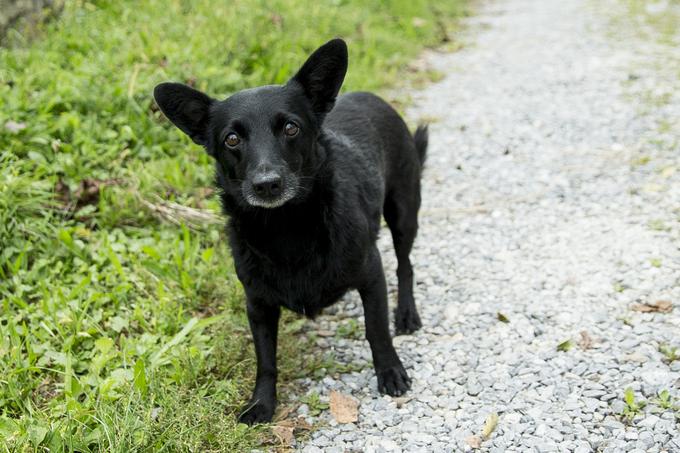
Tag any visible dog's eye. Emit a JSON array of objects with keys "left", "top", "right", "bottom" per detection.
[
  {"left": 225, "top": 133, "right": 240, "bottom": 147},
  {"left": 284, "top": 122, "right": 299, "bottom": 137}
]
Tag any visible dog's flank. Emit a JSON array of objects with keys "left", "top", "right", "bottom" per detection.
[{"left": 154, "top": 38, "right": 427, "bottom": 424}]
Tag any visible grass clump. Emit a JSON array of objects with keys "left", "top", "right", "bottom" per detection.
[
  {"left": 0, "top": 0, "right": 467, "bottom": 450},
  {"left": 659, "top": 343, "right": 679, "bottom": 363},
  {"left": 621, "top": 387, "right": 647, "bottom": 422}
]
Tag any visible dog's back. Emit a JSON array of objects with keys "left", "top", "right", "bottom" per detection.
[{"left": 326, "top": 92, "right": 425, "bottom": 191}]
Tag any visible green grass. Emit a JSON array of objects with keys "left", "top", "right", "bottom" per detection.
[
  {"left": 659, "top": 343, "right": 679, "bottom": 363},
  {"left": 298, "top": 392, "right": 329, "bottom": 417},
  {"left": 0, "top": 0, "right": 467, "bottom": 450},
  {"left": 621, "top": 387, "right": 647, "bottom": 422},
  {"left": 654, "top": 389, "right": 675, "bottom": 410},
  {"left": 617, "top": 0, "right": 680, "bottom": 44},
  {"left": 609, "top": 0, "right": 680, "bottom": 142}
]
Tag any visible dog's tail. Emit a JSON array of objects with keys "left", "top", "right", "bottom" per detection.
[{"left": 414, "top": 124, "right": 428, "bottom": 169}]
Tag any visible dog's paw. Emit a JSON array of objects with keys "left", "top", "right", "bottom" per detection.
[
  {"left": 377, "top": 365, "right": 411, "bottom": 396},
  {"left": 237, "top": 400, "right": 275, "bottom": 425},
  {"left": 394, "top": 306, "right": 422, "bottom": 335}
]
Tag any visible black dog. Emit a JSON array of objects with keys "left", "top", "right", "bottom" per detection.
[{"left": 154, "top": 39, "right": 427, "bottom": 424}]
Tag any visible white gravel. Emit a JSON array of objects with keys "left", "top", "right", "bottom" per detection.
[{"left": 293, "top": 0, "right": 680, "bottom": 451}]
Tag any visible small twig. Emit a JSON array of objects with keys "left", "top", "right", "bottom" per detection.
[
  {"left": 137, "top": 194, "right": 223, "bottom": 229},
  {"left": 127, "top": 63, "right": 143, "bottom": 99}
]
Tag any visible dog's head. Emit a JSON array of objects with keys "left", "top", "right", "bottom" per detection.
[{"left": 153, "top": 39, "right": 348, "bottom": 209}]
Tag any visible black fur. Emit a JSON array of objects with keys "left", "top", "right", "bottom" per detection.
[{"left": 154, "top": 38, "right": 427, "bottom": 425}]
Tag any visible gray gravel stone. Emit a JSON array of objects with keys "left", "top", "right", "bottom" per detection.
[
  {"left": 637, "top": 431, "right": 655, "bottom": 450},
  {"left": 466, "top": 379, "right": 483, "bottom": 397}
]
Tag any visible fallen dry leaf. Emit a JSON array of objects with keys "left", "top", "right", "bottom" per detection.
[
  {"left": 270, "top": 13, "right": 283, "bottom": 27},
  {"left": 275, "top": 416, "right": 313, "bottom": 431},
  {"left": 578, "top": 331, "right": 593, "bottom": 350},
  {"left": 466, "top": 435, "right": 482, "bottom": 449},
  {"left": 55, "top": 178, "right": 123, "bottom": 212},
  {"left": 329, "top": 390, "right": 358, "bottom": 424},
  {"left": 293, "top": 416, "right": 313, "bottom": 431},
  {"left": 273, "top": 405, "right": 295, "bottom": 422},
  {"left": 271, "top": 415, "right": 313, "bottom": 448},
  {"left": 481, "top": 412, "right": 499, "bottom": 439},
  {"left": 272, "top": 425, "right": 294, "bottom": 446},
  {"left": 631, "top": 300, "right": 672, "bottom": 313}
]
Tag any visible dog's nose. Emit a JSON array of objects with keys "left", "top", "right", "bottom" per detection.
[{"left": 252, "top": 173, "right": 282, "bottom": 197}]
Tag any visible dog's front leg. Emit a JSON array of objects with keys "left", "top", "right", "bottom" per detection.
[
  {"left": 238, "top": 299, "right": 280, "bottom": 425},
  {"left": 359, "top": 247, "right": 411, "bottom": 396}
]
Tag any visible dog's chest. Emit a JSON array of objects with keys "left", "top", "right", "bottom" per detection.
[
  {"left": 243, "top": 243, "right": 354, "bottom": 315},
  {"left": 279, "top": 280, "right": 349, "bottom": 317},
  {"left": 232, "top": 226, "right": 364, "bottom": 316}
]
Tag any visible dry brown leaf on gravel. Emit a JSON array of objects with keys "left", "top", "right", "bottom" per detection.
[
  {"left": 465, "top": 412, "right": 498, "bottom": 449},
  {"left": 273, "top": 405, "right": 295, "bottom": 422},
  {"left": 294, "top": 416, "right": 313, "bottom": 431},
  {"left": 481, "top": 412, "right": 499, "bottom": 439},
  {"left": 329, "top": 390, "right": 358, "bottom": 423},
  {"left": 466, "top": 435, "right": 482, "bottom": 449},
  {"left": 631, "top": 300, "right": 673, "bottom": 313},
  {"left": 271, "top": 415, "right": 313, "bottom": 448},
  {"left": 578, "top": 331, "right": 594, "bottom": 350},
  {"left": 274, "top": 415, "right": 313, "bottom": 431},
  {"left": 272, "top": 425, "right": 294, "bottom": 446}
]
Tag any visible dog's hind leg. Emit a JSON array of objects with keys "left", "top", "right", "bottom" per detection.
[
  {"left": 359, "top": 246, "right": 411, "bottom": 395},
  {"left": 384, "top": 179, "right": 422, "bottom": 335}
]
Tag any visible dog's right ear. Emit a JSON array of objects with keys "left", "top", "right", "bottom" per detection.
[
  {"left": 153, "top": 82, "right": 214, "bottom": 146},
  {"left": 289, "top": 38, "right": 348, "bottom": 118}
]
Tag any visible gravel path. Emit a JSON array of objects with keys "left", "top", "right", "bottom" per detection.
[{"left": 293, "top": 1, "right": 680, "bottom": 451}]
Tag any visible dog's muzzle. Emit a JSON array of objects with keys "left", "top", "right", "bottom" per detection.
[{"left": 242, "top": 172, "right": 298, "bottom": 208}]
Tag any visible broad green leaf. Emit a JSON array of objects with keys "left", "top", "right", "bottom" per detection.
[
  {"left": 134, "top": 359, "right": 148, "bottom": 395},
  {"left": 624, "top": 387, "right": 635, "bottom": 406},
  {"left": 557, "top": 340, "right": 573, "bottom": 352},
  {"left": 201, "top": 247, "right": 214, "bottom": 263},
  {"left": 95, "top": 337, "right": 115, "bottom": 354},
  {"left": 28, "top": 425, "right": 49, "bottom": 447}
]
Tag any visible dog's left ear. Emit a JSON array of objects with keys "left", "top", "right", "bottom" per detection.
[
  {"left": 289, "top": 38, "right": 348, "bottom": 117},
  {"left": 154, "top": 82, "right": 214, "bottom": 146}
]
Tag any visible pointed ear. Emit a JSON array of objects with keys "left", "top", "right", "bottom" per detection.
[
  {"left": 153, "top": 82, "right": 214, "bottom": 146},
  {"left": 289, "top": 38, "right": 348, "bottom": 117}
]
